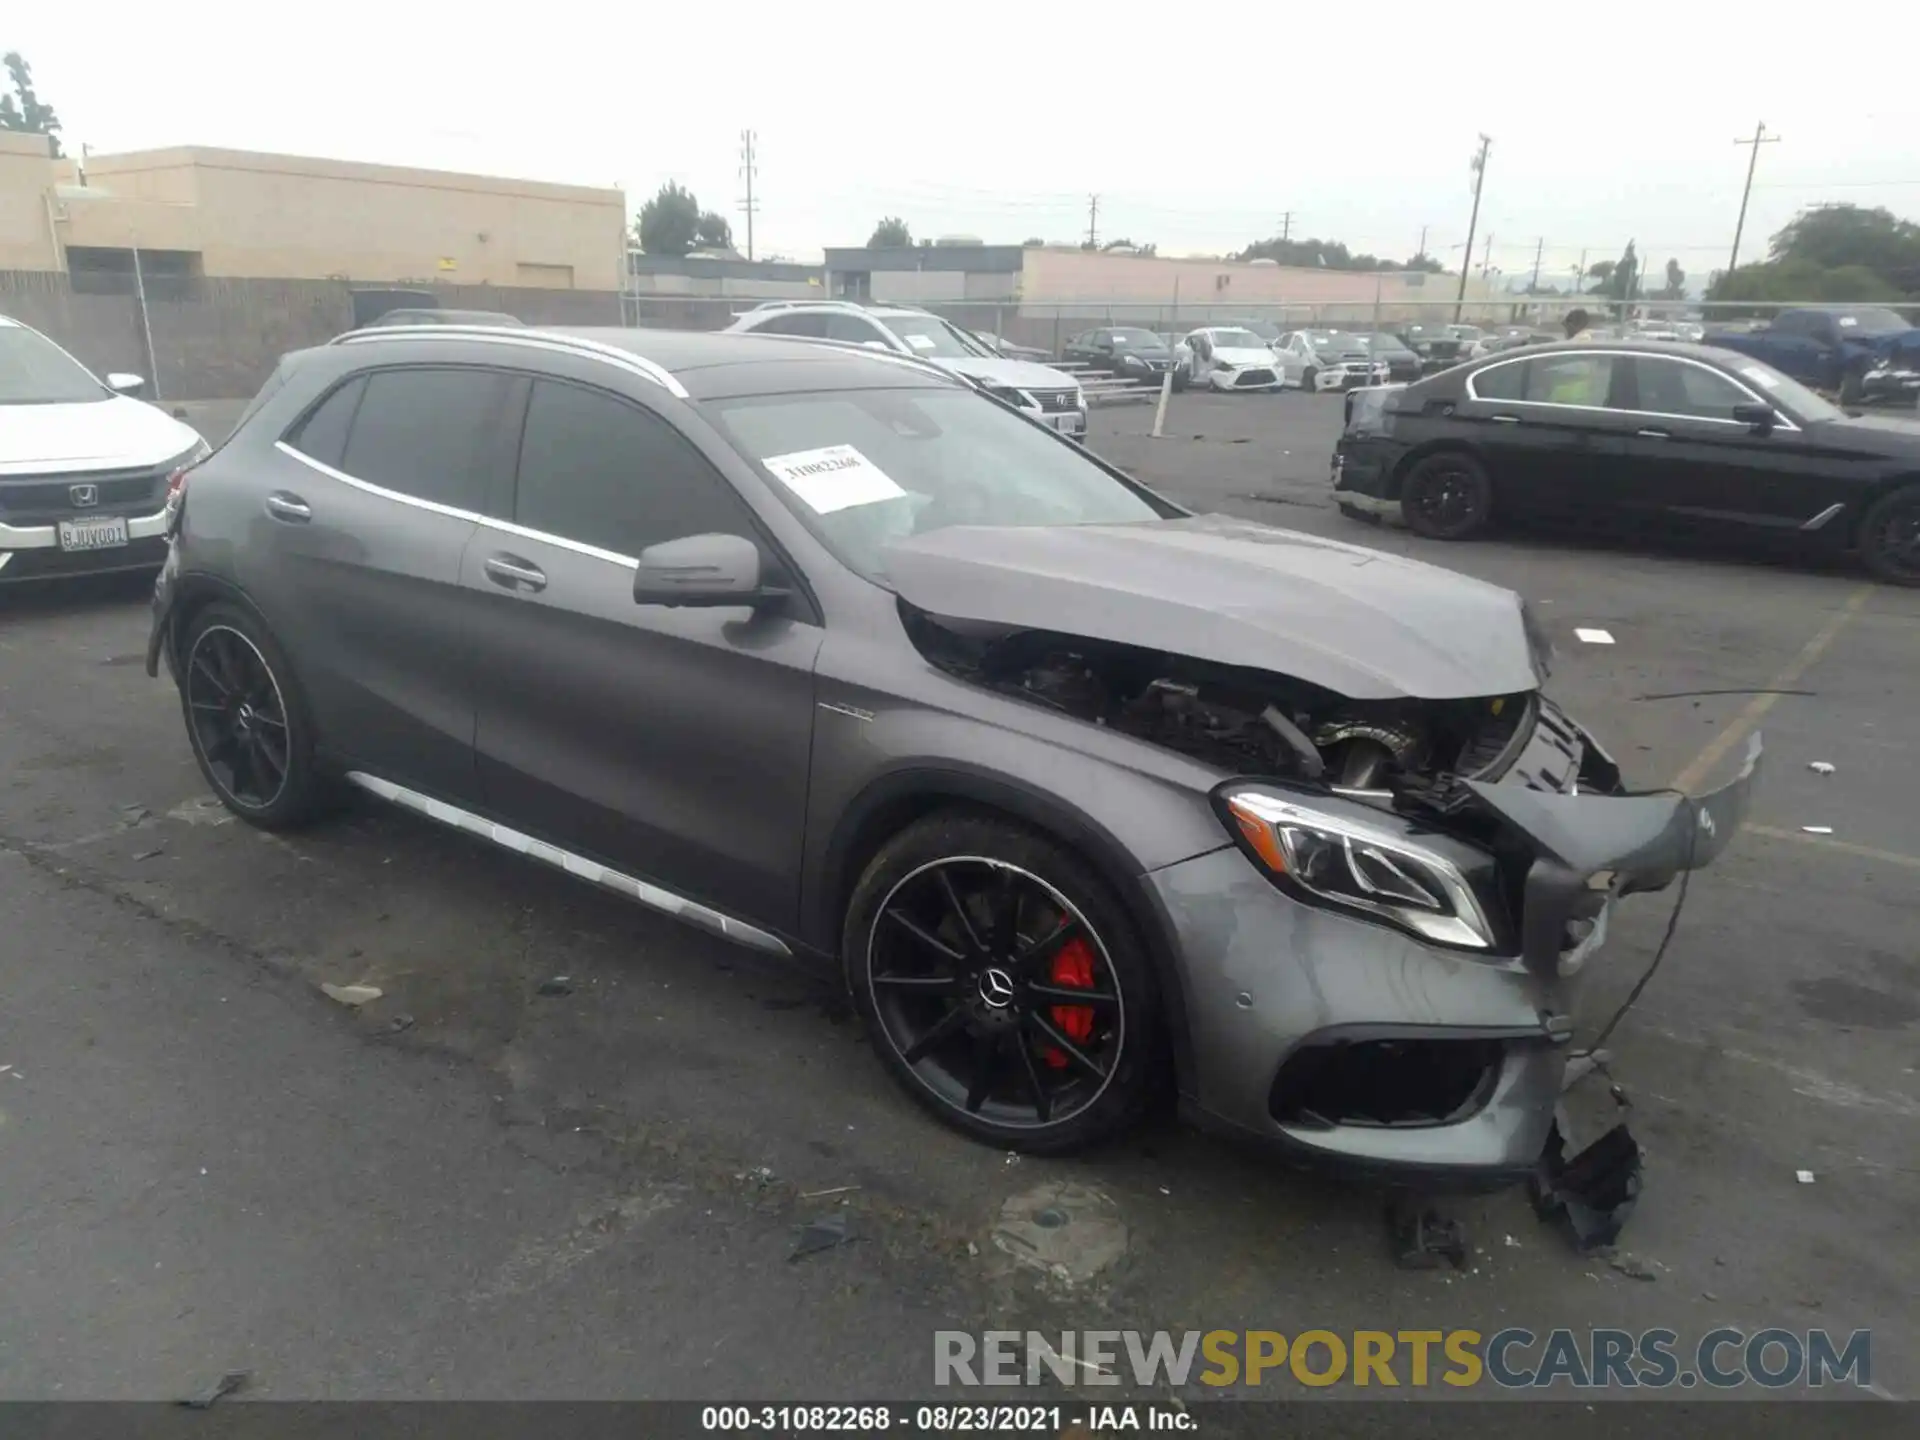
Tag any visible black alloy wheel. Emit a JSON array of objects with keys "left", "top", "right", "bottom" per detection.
[
  {"left": 845, "top": 812, "right": 1159, "bottom": 1153},
  {"left": 1858, "top": 485, "right": 1920, "bottom": 586},
  {"left": 1400, "top": 451, "right": 1495, "bottom": 541},
  {"left": 178, "top": 602, "right": 331, "bottom": 828}
]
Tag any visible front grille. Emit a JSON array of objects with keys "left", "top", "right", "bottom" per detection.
[
  {"left": 1428, "top": 340, "right": 1462, "bottom": 360},
  {"left": 0, "top": 465, "right": 166, "bottom": 525},
  {"left": 1236, "top": 368, "right": 1277, "bottom": 386},
  {"left": 1030, "top": 387, "right": 1079, "bottom": 413}
]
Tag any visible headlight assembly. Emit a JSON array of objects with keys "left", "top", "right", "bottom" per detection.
[{"left": 1219, "top": 789, "right": 1497, "bottom": 950}]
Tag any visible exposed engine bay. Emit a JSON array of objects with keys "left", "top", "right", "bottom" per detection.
[{"left": 902, "top": 603, "right": 1613, "bottom": 813}]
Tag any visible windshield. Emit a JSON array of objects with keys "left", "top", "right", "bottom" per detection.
[
  {"left": 1211, "top": 329, "right": 1267, "bottom": 349},
  {"left": 1109, "top": 328, "right": 1166, "bottom": 350},
  {"left": 1233, "top": 321, "right": 1282, "bottom": 341},
  {"left": 1447, "top": 325, "right": 1483, "bottom": 339},
  {"left": 881, "top": 314, "right": 991, "bottom": 359},
  {"left": 707, "top": 388, "right": 1168, "bottom": 584},
  {"left": 1365, "top": 333, "right": 1412, "bottom": 352},
  {"left": 1832, "top": 308, "right": 1910, "bottom": 336},
  {"left": 1726, "top": 357, "right": 1843, "bottom": 423},
  {"left": 0, "top": 324, "right": 110, "bottom": 405},
  {"left": 1306, "top": 332, "right": 1353, "bottom": 352}
]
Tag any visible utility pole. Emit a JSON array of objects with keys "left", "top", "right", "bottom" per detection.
[
  {"left": 737, "top": 130, "right": 759, "bottom": 261},
  {"left": 1280, "top": 211, "right": 1293, "bottom": 242},
  {"left": 1480, "top": 233, "right": 1494, "bottom": 277},
  {"left": 1728, "top": 121, "right": 1781, "bottom": 275},
  {"left": 1086, "top": 194, "right": 1100, "bottom": 249},
  {"left": 1455, "top": 134, "right": 1491, "bottom": 323},
  {"left": 1416, "top": 224, "right": 1428, "bottom": 262},
  {"left": 1529, "top": 237, "right": 1544, "bottom": 293}
]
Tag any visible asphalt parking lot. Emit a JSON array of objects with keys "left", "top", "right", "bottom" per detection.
[{"left": 2, "top": 389, "right": 1916, "bottom": 1405}]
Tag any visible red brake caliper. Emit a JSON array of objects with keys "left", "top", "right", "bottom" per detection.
[{"left": 1040, "top": 936, "right": 1097, "bottom": 1069}]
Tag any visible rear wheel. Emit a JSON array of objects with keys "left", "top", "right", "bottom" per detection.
[
  {"left": 178, "top": 602, "right": 332, "bottom": 828},
  {"left": 844, "top": 811, "right": 1161, "bottom": 1154},
  {"left": 1858, "top": 484, "right": 1920, "bottom": 586},
  {"left": 1400, "top": 451, "right": 1494, "bottom": 540}
]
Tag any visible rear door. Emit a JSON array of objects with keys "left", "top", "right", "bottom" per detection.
[
  {"left": 1456, "top": 351, "right": 1630, "bottom": 521},
  {"left": 259, "top": 365, "right": 518, "bottom": 801},
  {"left": 464, "top": 373, "right": 823, "bottom": 932}
]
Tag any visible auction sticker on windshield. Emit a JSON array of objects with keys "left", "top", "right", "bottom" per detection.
[
  {"left": 904, "top": 334, "right": 937, "bottom": 350},
  {"left": 762, "top": 444, "right": 907, "bottom": 514}
]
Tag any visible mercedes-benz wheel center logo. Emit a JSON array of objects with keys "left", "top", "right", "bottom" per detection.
[{"left": 978, "top": 966, "right": 1016, "bottom": 1008}]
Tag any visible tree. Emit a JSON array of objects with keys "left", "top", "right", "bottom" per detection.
[
  {"left": 0, "top": 52, "right": 62, "bottom": 158},
  {"left": 693, "top": 211, "right": 733, "bottom": 250},
  {"left": 1585, "top": 260, "right": 1616, "bottom": 291},
  {"left": 1021, "top": 236, "right": 1045, "bottom": 247},
  {"left": 868, "top": 216, "right": 912, "bottom": 248},
  {"left": 1404, "top": 253, "right": 1445, "bottom": 274},
  {"left": 1661, "top": 258, "right": 1686, "bottom": 299},
  {"left": 1769, "top": 203, "right": 1920, "bottom": 292},
  {"left": 636, "top": 181, "right": 700, "bottom": 256},
  {"left": 1101, "top": 239, "right": 1157, "bottom": 255}
]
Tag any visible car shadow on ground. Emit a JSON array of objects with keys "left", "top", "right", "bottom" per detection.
[{"left": 0, "top": 569, "right": 159, "bottom": 619}]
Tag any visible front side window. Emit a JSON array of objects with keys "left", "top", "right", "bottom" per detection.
[
  {"left": 514, "top": 380, "right": 756, "bottom": 559},
  {"left": 338, "top": 368, "right": 513, "bottom": 511},
  {"left": 1632, "top": 357, "right": 1753, "bottom": 420},
  {"left": 707, "top": 387, "right": 1172, "bottom": 585},
  {"left": 1523, "top": 354, "right": 1615, "bottom": 408},
  {"left": 0, "top": 323, "right": 110, "bottom": 405}
]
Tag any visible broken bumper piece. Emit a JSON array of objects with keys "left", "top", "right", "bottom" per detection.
[{"left": 1148, "top": 732, "right": 1762, "bottom": 1183}]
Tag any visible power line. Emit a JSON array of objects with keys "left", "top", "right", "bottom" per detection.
[
  {"left": 1456, "top": 135, "right": 1491, "bottom": 322},
  {"left": 738, "top": 129, "right": 760, "bottom": 261},
  {"left": 1728, "top": 122, "right": 1782, "bottom": 275}
]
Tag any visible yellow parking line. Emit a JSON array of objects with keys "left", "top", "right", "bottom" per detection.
[
  {"left": 1743, "top": 824, "right": 1920, "bottom": 871},
  {"left": 1670, "top": 585, "right": 1872, "bottom": 793}
]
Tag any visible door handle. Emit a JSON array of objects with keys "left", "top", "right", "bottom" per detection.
[
  {"left": 265, "top": 492, "right": 311, "bottom": 523},
  {"left": 1489, "top": 413, "right": 1520, "bottom": 424},
  {"left": 483, "top": 553, "right": 547, "bottom": 593},
  {"left": 1635, "top": 428, "right": 1671, "bottom": 439}
]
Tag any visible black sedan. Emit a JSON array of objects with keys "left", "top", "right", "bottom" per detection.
[
  {"left": 1062, "top": 326, "right": 1177, "bottom": 384},
  {"left": 1331, "top": 339, "right": 1920, "bottom": 585}
]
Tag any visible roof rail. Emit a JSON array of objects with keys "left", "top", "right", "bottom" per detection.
[{"left": 331, "top": 324, "right": 689, "bottom": 398}]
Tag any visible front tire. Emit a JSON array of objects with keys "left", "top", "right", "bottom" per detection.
[
  {"left": 843, "top": 810, "right": 1162, "bottom": 1154},
  {"left": 178, "top": 601, "right": 331, "bottom": 829},
  {"left": 1400, "top": 451, "right": 1495, "bottom": 540},
  {"left": 1857, "top": 484, "right": 1920, "bottom": 586}
]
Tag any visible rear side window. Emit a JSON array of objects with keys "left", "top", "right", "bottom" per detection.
[
  {"left": 513, "top": 379, "right": 759, "bottom": 559},
  {"left": 1470, "top": 359, "right": 1526, "bottom": 400},
  {"left": 338, "top": 368, "right": 514, "bottom": 512},
  {"left": 1523, "top": 354, "right": 1614, "bottom": 407},
  {"left": 752, "top": 312, "right": 829, "bottom": 338},
  {"left": 285, "top": 375, "right": 365, "bottom": 468}
]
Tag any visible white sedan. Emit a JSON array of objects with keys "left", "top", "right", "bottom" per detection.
[
  {"left": 1273, "top": 330, "right": 1391, "bottom": 392},
  {"left": 1183, "top": 327, "right": 1287, "bottom": 392}
]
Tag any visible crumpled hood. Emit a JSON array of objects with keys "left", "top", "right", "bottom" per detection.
[
  {"left": 937, "top": 356, "right": 1082, "bottom": 391},
  {"left": 0, "top": 395, "right": 203, "bottom": 476},
  {"left": 885, "top": 512, "right": 1546, "bottom": 700},
  {"left": 1212, "top": 346, "right": 1280, "bottom": 367}
]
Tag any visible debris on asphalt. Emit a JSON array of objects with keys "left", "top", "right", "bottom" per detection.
[
  {"left": 131, "top": 847, "right": 165, "bottom": 861},
  {"left": 119, "top": 804, "right": 150, "bottom": 826},
  {"left": 319, "top": 983, "right": 383, "bottom": 1007},
  {"left": 966, "top": 1241, "right": 980, "bottom": 1257},
  {"left": 0, "top": 1065, "right": 10, "bottom": 1073},
  {"left": 1797, "top": 1169, "right": 1816, "bottom": 1184},
  {"left": 1801, "top": 826, "right": 1834, "bottom": 835},
  {"left": 536, "top": 975, "right": 575, "bottom": 996},
  {"left": 177, "top": 1370, "right": 250, "bottom": 1409},
  {"left": 1504, "top": 1234, "right": 1521, "bottom": 1248},
  {"left": 789, "top": 1211, "right": 855, "bottom": 1261},
  {"left": 1809, "top": 761, "right": 1835, "bottom": 776},
  {"left": 387, "top": 1014, "right": 415, "bottom": 1034},
  {"left": 1605, "top": 1250, "right": 1659, "bottom": 1281},
  {"left": 735, "top": 1165, "right": 777, "bottom": 1190},
  {"left": 1386, "top": 1190, "right": 1468, "bottom": 1270},
  {"left": 1703, "top": 1290, "right": 1719, "bottom": 1301},
  {"left": 1531, "top": 1120, "right": 1642, "bottom": 1254},
  {"left": 992, "top": 1183, "right": 1128, "bottom": 1288},
  {"left": 799, "top": 1184, "right": 859, "bottom": 1199},
  {"left": 1574, "top": 628, "right": 1616, "bottom": 645},
  {"left": 1004, "top": 1151, "right": 1020, "bottom": 1166}
]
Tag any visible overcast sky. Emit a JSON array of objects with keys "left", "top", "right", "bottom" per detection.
[{"left": 12, "top": 2, "right": 1919, "bottom": 284}]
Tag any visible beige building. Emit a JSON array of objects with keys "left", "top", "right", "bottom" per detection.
[{"left": 1, "top": 135, "right": 627, "bottom": 290}]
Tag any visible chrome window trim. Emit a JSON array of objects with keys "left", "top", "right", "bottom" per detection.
[
  {"left": 1464, "top": 349, "right": 1800, "bottom": 431},
  {"left": 275, "top": 441, "right": 643, "bottom": 569},
  {"left": 331, "top": 326, "right": 691, "bottom": 399},
  {"left": 344, "top": 771, "right": 791, "bottom": 956}
]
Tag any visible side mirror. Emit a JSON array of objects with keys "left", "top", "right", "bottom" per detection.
[
  {"left": 1731, "top": 402, "right": 1777, "bottom": 433},
  {"left": 106, "top": 372, "right": 147, "bottom": 395},
  {"left": 633, "top": 533, "right": 785, "bottom": 608}
]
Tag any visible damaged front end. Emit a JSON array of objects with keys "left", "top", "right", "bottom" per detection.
[{"left": 884, "top": 519, "right": 1760, "bottom": 1181}]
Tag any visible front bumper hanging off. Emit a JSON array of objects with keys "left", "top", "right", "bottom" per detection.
[{"left": 1148, "top": 728, "right": 1762, "bottom": 1182}]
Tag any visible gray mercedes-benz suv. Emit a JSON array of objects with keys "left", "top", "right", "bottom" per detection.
[{"left": 148, "top": 324, "right": 1758, "bottom": 1173}]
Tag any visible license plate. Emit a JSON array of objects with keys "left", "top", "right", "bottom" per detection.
[
  {"left": 58, "top": 515, "right": 130, "bottom": 552},
  {"left": 1051, "top": 414, "right": 1083, "bottom": 432}
]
